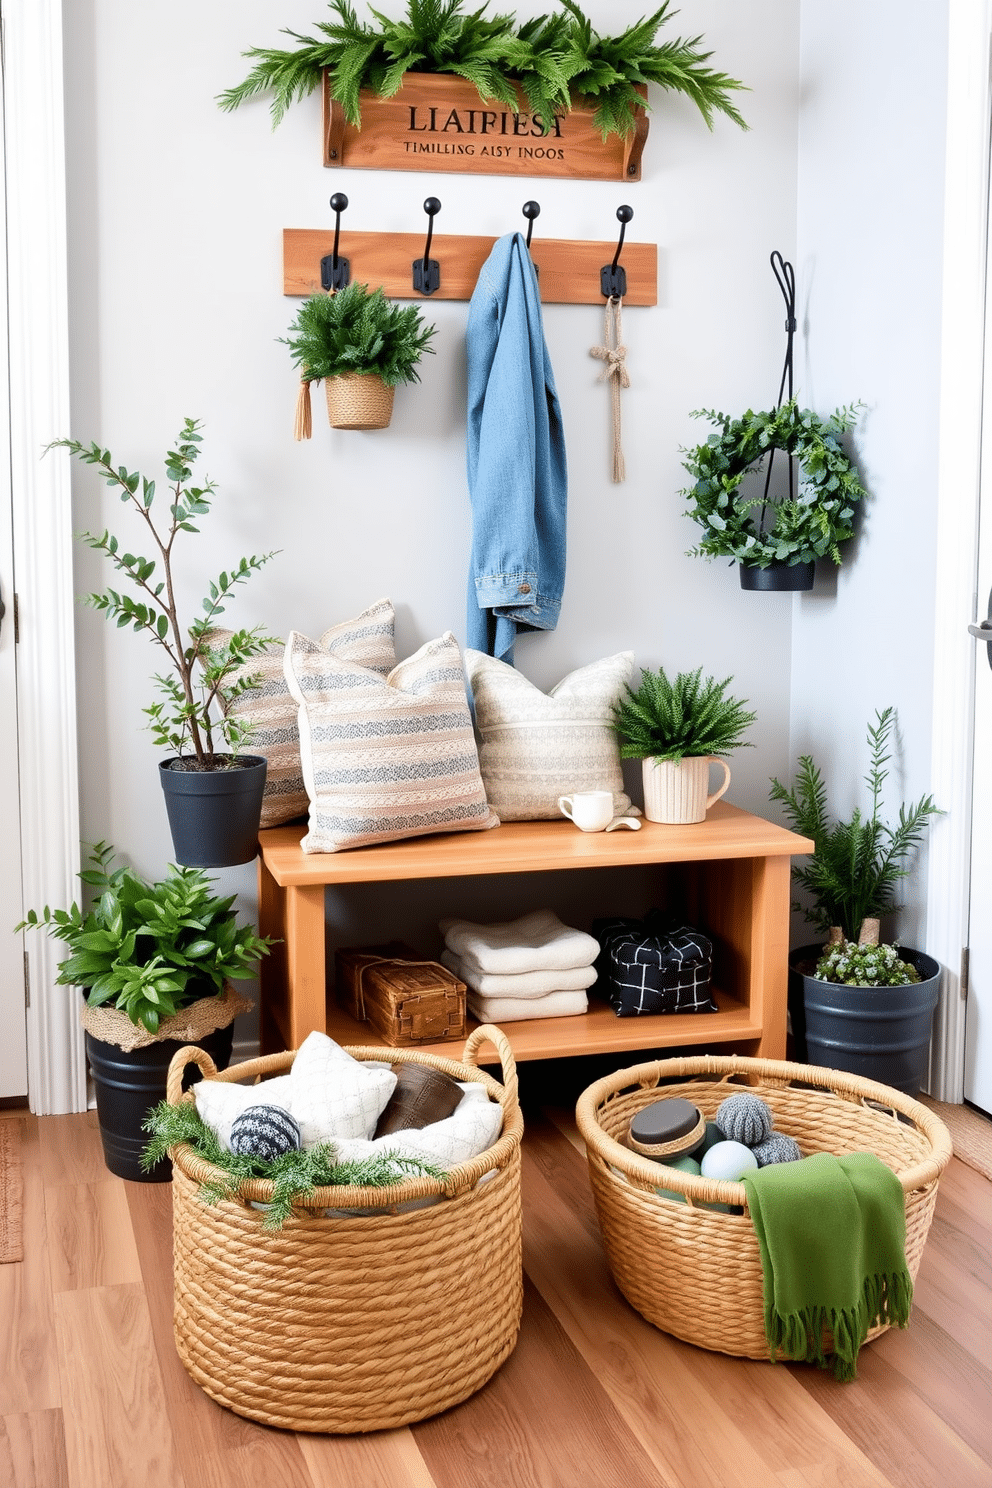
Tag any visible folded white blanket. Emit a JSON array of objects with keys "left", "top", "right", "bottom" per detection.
[
  {"left": 468, "top": 989, "right": 589, "bottom": 1023},
  {"left": 440, "top": 908, "right": 599, "bottom": 975},
  {"left": 442, "top": 947, "right": 597, "bottom": 998}
]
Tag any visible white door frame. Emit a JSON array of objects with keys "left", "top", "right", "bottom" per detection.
[
  {"left": 926, "top": 0, "right": 992, "bottom": 1102},
  {"left": 3, "top": 0, "right": 86, "bottom": 1113}
]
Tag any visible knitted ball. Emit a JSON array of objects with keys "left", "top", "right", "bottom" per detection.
[
  {"left": 752, "top": 1131, "right": 803, "bottom": 1167},
  {"left": 715, "top": 1093, "right": 773, "bottom": 1147},
  {"left": 229, "top": 1105, "right": 301, "bottom": 1161}
]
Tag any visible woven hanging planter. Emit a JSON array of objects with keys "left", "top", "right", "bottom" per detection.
[{"left": 325, "top": 372, "right": 395, "bottom": 430}]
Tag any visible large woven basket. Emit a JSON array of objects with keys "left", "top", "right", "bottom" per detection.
[
  {"left": 575, "top": 1054, "right": 952, "bottom": 1361},
  {"left": 166, "top": 1025, "right": 522, "bottom": 1432}
]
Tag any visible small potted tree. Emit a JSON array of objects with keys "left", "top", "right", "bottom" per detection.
[
  {"left": 613, "top": 666, "right": 756, "bottom": 823},
  {"left": 51, "top": 419, "right": 277, "bottom": 866},
  {"left": 769, "top": 708, "right": 942, "bottom": 1094},
  {"left": 284, "top": 281, "right": 436, "bottom": 433},
  {"left": 17, "top": 843, "right": 272, "bottom": 1181}
]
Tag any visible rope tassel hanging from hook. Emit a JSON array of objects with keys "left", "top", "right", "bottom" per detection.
[{"left": 590, "top": 296, "right": 630, "bottom": 483}]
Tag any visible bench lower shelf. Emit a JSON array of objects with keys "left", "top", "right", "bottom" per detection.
[{"left": 318, "top": 988, "right": 762, "bottom": 1065}]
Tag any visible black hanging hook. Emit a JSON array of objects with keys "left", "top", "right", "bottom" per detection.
[
  {"left": 321, "top": 192, "right": 351, "bottom": 292},
  {"left": 522, "top": 200, "right": 540, "bottom": 249},
  {"left": 412, "top": 196, "right": 442, "bottom": 296},
  {"left": 601, "top": 205, "right": 633, "bottom": 299},
  {"left": 760, "top": 250, "right": 798, "bottom": 515}
]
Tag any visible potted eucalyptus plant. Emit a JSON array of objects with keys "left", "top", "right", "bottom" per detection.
[
  {"left": 681, "top": 399, "right": 868, "bottom": 591},
  {"left": 284, "top": 281, "right": 436, "bottom": 432},
  {"left": 218, "top": 0, "right": 747, "bottom": 141},
  {"left": 17, "top": 843, "right": 273, "bottom": 1181},
  {"left": 769, "top": 707, "right": 942, "bottom": 1094},
  {"left": 613, "top": 666, "right": 756, "bottom": 824},
  {"left": 51, "top": 419, "right": 277, "bottom": 866}
]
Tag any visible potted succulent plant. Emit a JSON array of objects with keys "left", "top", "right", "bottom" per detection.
[
  {"left": 50, "top": 420, "right": 277, "bottom": 866},
  {"left": 769, "top": 708, "right": 942, "bottom": 1094},
  {"left": 218, "top": 0, "right": 747, "bottom": 142},
  {"left": 681, "top": 399, "right": 868, "bottom": 591},
  {"left": 17, "top": 843, "right": 273, "bottom": 1181},
  {"left": 613, "top": 666, "right": 756, "bottom": 824},
  {"left": 284, "top": 281, "right": 436, "bottom": 433}
]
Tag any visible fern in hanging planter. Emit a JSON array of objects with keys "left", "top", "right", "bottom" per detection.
[
  {"left": 218, "top": 0, "right": 747, "bottom": 142},
  {"left": 283, "top": 282, "right": 436, "bottom": 433}
]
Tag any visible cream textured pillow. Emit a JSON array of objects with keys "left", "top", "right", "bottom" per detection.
[
  {"left": 284, "top": 629, "right": 499, "bottom": 853},
  {"left": 206, "top": 598, "right": 396, "bottom": 829},
  {"left": 464, "top": 649, "right": 637, "bottom": 820}
]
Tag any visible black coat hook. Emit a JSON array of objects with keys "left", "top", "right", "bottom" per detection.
[
  {"left": 321, "top": 192, "right": 351, "bottom": 291},
  {"left": 601, "top": 205, "right": 633, "bottom": 299},
  {"left": 522, "top": 200, "right": 541, "bottom": 249},
  {"left": 413, "top": 197, "right": 442, "bottom": 296}
]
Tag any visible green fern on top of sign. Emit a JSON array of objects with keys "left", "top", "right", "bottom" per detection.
[{"left": 217, "top": 0, "right": 748, "bottom": 141}]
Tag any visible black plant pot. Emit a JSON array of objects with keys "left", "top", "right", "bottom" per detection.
[
  {"left": 791, "top": 944, "right": 941, "bottom": 1097},
  {"left": 159, "top": 755, "right": 267, "bottom": 867},
  {"left": 86, "top": 1021, "right": 235, "bottom": 1183},
  {"left": 739, "top": 561, "right": 815, "bottom": 592}
]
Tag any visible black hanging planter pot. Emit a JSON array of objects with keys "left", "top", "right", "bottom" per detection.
[
  {"left": 790, "top": 945, "right": 941, "bottom": 1097},
  {"left": 739, "top": 560, "right": 815, "bottom": 592},
  {"left": 159, "top": 755, "right": 267, "bottom": 867},
  {"left": 86, "top": 1020, "right": 235, "bottom": 1182}
]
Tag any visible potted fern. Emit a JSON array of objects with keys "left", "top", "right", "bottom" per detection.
[
  {"left": 284, "top": 282, "right": 436, "bottom": 432},
  {"left": 17, "top": 844, "right": 272, "bottom": 1181},
  {"left": 613, "top": 666, "right": 756, "bottom": 824},
  {"left": 218, "top": 0, "right": 747, "bottom": 145},
  {"left": 769, "top": 708, "right": 942, "bottom": 1094},
  {"left": 51, "top": 420, "right": 278, "bottom": 867}
]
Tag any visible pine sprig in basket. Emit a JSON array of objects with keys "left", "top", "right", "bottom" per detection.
[{"left": 142, "top": 1098, "right": 447, "bottom": 1230}]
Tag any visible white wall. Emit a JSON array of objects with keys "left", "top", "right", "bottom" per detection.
[
  {"left": 791, "top": 1, "right": 950, "bottom": 950},
  {"left": 60, "top": 1, "right": 801, "bottom": 1034}
]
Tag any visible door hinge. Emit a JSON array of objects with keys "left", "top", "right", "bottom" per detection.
[
  {"left": 13, "top": 593, "right": 19, "bottom": 644},
  {"left": 961, "top": 946, "right": 969, "bottom": 1001},
  {"left": 23, "top": 952, "right": 30, "bottom": 1009}
]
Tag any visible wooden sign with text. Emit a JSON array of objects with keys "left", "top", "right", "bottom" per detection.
[{"left": 323, "top": 73, "right": 649, "bottom": 183}]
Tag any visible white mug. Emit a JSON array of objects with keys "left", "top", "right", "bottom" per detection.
[{"left": 558, "top": 790, "right": 614, "bottom": 832}]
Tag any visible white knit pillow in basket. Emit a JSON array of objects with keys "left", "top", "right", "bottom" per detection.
[
  {"left": 285, "top": 629, "right": 499, "bottom": 853},
  {"left": 204, "top": 598, "right": 396, "bottom": 828},
  {"left": 465, "top": 649, "right": 637, "bottom": 821}
]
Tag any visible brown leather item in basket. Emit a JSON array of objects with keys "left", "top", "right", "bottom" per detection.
[{"left": 335, "top": 940, "right": 466, "bottom": 1046}]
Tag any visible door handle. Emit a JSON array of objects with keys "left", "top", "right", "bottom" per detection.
[{"left": 970, "top": 586, "right": 992, "bottom": 669}]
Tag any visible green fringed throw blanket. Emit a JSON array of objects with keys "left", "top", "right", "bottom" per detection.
[{"left": 741, "top": 1151, "right": 913, "bottom": 1381}]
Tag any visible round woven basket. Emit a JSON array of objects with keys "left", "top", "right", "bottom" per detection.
[
  {"left": 325, "top": 373, "right": 395, "bottom": 429},
  {"left": 166, "top": 1025, "right": 522, "bottom": 1433},
  {"left": 575, "top": 1054, "right": 952, "bottom": 1361}
]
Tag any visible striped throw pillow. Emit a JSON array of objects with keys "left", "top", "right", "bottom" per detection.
[
  {"left": 465, "top": 649, "right": 637, "bottom": 821},
  {"left": 284, "top": 630, "right": 499, "bottom": 853},
  {"left": 206, "top": 598, "right": 396, "bottom": 829}
]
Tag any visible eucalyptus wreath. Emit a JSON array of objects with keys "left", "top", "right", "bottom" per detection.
[{"left": 681, "top": 399, "right": 867, "bottom": 570}]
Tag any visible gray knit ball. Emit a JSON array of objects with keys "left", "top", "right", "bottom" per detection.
[
  {"left": 230, "top": 1104, "right": 301, "bottom": 1161},
  {"left": 752, "top": 1131, "right": 803, "bottom": 1167},
  {"left": 715, "top": 1093, "right": 774, "bottom": 1147}
]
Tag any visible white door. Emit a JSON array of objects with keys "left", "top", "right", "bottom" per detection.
[
  {"left": 0, "top": 54, "right": 28, "bottom": 1098},
  {"left": 966, "top": 561, "right": 992, "bottom": 1114}
]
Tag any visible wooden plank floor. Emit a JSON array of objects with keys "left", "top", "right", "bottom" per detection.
[{"left": 1, "top": 1090, "right": 990, "bottom": 1488}]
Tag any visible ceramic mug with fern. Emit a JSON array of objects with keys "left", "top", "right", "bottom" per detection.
[{"left": 641, "top": 756, "right": 731, "bottom": 824}]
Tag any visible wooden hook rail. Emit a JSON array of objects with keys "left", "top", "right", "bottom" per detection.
[{"left": 283, "top": 228, "right": 657, "bottom": 306}]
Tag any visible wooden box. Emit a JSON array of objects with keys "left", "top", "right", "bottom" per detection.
[{"left": 335, "top": 941, "right": 466, "bottom": 1047}]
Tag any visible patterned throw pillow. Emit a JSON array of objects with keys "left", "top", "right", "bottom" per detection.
[
  {"left": 206, "top": 598, "right": 396, "bottom": 829},
  {"left": 284, "top": 629, "right": 499, "bottom": 853},
  {"left": 464, "top": 649, "right": 637, "bottom": 821}
]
